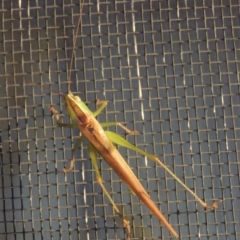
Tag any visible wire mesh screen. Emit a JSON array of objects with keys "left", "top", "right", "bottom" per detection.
[{"left": 1, "top": 0, "right": 240, "bottom": 239}]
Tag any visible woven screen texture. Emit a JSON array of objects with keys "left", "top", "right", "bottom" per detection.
[{"left": 1, "top": 1, "right": 240, "bottom": 239}]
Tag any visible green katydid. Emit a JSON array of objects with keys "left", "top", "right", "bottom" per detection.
[
  {"left": 50, "top": 83, "right": 221, "bottom": 239},
  {"left": 45, "top": 1, "right": 221, "bottom": 239},
  {"left": 49, "top": 87, "right": 221, "bottom": 239}
]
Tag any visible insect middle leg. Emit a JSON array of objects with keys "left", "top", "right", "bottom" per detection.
[{"left": 95, "top": 100, "right": 138, "bottom": 135}]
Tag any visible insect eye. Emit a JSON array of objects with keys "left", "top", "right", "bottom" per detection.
[{"left": 74, "top": 96, "right": 81, "bottom": 101}]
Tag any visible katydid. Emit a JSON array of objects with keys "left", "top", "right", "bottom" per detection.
[
  {"left": 46, "top": 1, "right": 221, "bottom": 239},
  {"left": 50, "top": 88, "right": 221, "bottom": 238},
  {"left": 50, "top": 97, "right": 179, "bottom": 238},
  {"left": 50, "top": 87, "right": 221, "bottom": 239}
]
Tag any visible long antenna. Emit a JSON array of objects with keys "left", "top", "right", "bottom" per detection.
[
  {"left": 6, "top": 73, "right": 66, "bottom": 99},
  {"left": 67, "top": 0, "right": 85, "bottom": 93}
]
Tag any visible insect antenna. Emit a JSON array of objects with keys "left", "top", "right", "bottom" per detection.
[
  {"left": 6, "top": 70, "right": 66, "bottom": 99},
  {"left": 67, "top": 0, "right": 85, "bottom": 93}
]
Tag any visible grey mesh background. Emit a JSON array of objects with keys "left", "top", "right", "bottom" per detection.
[{"left": 1, "top": 0, "right": 239, "bottom": 239}]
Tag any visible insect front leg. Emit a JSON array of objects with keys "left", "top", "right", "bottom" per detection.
[
  {"left": 50, "top": 105, "right": 85, "bottom": 172},
  {"left": 50, "top": 105, "right": 76, "bottom": 128},
  {"left": 92, "top": 99, "right": 108, "bottom": 117}
]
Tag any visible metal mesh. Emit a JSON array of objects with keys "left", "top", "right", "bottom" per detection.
[{"left": 1, "top": 0, "right": 240, "bottom": 239}]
